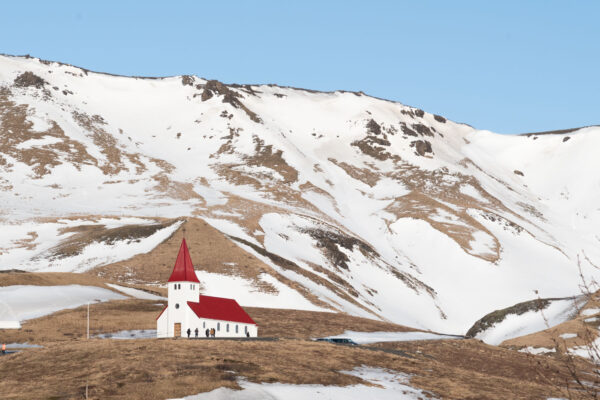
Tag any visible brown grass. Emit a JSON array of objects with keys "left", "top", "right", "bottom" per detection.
[
  {"left": 0, "top": 335, "right": 585, "bottom": 399},
  {"left": 0, "top": 271, "right": 110, "bottom": 288},
  {"left": 246, "top": 307, "right": 416, "bottom": 338},
  {"left": 0, "top": 296, "right": 590, "bottom": 399}
]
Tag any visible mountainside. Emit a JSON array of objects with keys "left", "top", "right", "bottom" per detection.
[{"left": 1, "top": 54, "right": 599, "bottom": 335}]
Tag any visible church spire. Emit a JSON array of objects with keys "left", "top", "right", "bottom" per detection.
[{"left": 167, "top": 238, "right": 200, "bottom": 283}]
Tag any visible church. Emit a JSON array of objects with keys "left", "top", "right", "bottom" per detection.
[{"left": 156, "top": 239, "right": 258, "bottom": 338}]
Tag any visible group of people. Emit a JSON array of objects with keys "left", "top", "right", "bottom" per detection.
[
  {"left": 185, "top": 327, "right": 216, "bottom": 338},
  {"left": 184, "top": 327, "right": 249, "bottom": 338}
]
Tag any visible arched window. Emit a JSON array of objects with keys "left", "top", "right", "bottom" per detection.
[
  {"left": 203, "top": 321, "right": 205, "bottom": 328},
  {"left": 226, "top": 324, "right": 229, "bottom": 332},
  {"left": 244, "top": 326, "right": 248, "bottom": 334},
  {"left": 217, "top": 322, "right": 220, "bottom": 331},
  {"left": 175, "top": 303, "right": 179, "bottom": 309},
  {"left": 235, "top": 325, "right": 238, "bottom": 333}
]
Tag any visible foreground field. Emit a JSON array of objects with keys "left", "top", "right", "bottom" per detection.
[
  {"left": 0, "top": 296, "right": 595, "bottom": 399},
  {"left": 0, "top": 335, "right": 588, "bottom": 399}
]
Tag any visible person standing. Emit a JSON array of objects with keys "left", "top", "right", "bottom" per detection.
[
  {"left": 186, "top": 328, "right": 191, "bottom": 338},
  {"left": 194, "top": 328, "right": 199, "bottom": 338},
  {"left": 205, "top": 328, "right": 209, "bottom": 338}
]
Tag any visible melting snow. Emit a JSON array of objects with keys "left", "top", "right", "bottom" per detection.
[
  {"left": 96, "top": 329, "right": 157, "bottom": 339},
  {"left": 518, "top": 346, "right": 556, "bottom": 355},
  {"left": 324, "top": 330, "right": 459, "bottom": 344},
  {"left": 476, "top": 297, "right": 583, "bottom": 345},
  {"left": 0, "top": 285, "right": 125, "bottom": 322},
  {"left": 106, "top": 284, "right": 166, "bottom": 300},
  {"left": 171, "top": 366, "right": 437, "bottom": 400},
  {"left": 559, "top": 333, "right": 577, "bottom": 339}
]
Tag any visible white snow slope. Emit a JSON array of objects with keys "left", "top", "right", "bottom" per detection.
[
  {"left": 1, "top": 55, "right": 600, "bottom": 335},
  {"left": 0, "top": 284, "right": 125, "bottom": 323}
]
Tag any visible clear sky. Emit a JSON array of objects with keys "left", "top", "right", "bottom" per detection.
[{"left": 1, "top": 1, "right": 598, "bottom": 133}]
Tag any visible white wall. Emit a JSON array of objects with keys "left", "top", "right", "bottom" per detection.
[
  {"left": 188, "top": 318, "right": 258, "bottom": 338},
  {"left": 156, "top": 307, "right": 168, "bottom": 338},
  {"left": 166, "top": 281, "right": 200, "bottom": 337}
]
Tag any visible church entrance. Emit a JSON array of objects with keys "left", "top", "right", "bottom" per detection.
[{"left": 174, "top": 323, "right": 181, "bottom": 337}]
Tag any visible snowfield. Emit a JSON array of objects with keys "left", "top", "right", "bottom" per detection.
[
  {"left": 1, "top": 54, "right": 600, "bottom": 336},
  {"left": 0, "top": 218, "right": 183, "bottom": 272},
  {"left": 324, "top": 330, "right": 460, "bottom": 344},
  {"left": 0, "top": 285, "right": 125, "bottom": 325},
  {"left": 172, "top": 367, "right": 437, "bottom": 400},
  {"left": 475, "top": 297, "right": 584, "bottom": 345}
]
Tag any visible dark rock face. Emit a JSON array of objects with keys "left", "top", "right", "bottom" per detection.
[
  {"left": 411, "top": 140, "right": 433, "bottom": 156},
  {"left": 412, "top": 124, "right": 434, "bottom": 137},
  {"left": 513, "top": 170, "right": 524, "bottom": 176},
  {"left": 200, "top": 80, "right": 262, "bottom": 123},
  {"left": 434, "top": 114, "right": 447, "bottom": 123},
  {"left": 563, "top": 136, "right": 571, "bottom": 142},
  {"left": 181, "top": 75, "right": 194, "bottom": 86},
  {"left": 366, "top": 119, "right": 382, "bottom": 135},
  {"left": 13, "top": 72, "right": 46, "bottom": 89},
  {"left": 400, "top": 122, "right": 418, "bottom": 137}
]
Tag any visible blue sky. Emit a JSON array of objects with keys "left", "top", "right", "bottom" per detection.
[{"left": 1, "top": 1, "right": 598, "bottom": 133}]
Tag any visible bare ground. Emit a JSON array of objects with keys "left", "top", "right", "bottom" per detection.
[{"left": 0, "top": 297, "right": 594, "bottom": 399}]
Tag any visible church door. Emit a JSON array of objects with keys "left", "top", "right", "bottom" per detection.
[{"left": 174, "top": 323, "right": 181, "bottom": 337}]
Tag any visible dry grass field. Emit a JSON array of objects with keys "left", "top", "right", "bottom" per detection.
[
  {"left": 0, "top": 271, "right": 111, "bottom": 288},
  {"left": 0, "top": 296, "right": 594, "bottom": 399},
  {"left": 0, "top": 335, "right": 587, "bottom": 399}
]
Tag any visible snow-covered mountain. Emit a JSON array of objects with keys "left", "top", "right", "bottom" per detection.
[{"left": 1, "top": 54, "right": 599, "bottom": 335}]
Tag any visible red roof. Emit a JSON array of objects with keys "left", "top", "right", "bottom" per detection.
[
  {"left": 187, "top": 295, "right": 256, "bottom": 325},
  {"left": 168, "top": 239, "right": 200, "bottom": 283},
  {"left": 156, "top": 305, "right": 167, "bottom": 320}
]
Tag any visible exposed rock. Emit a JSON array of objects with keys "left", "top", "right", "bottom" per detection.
[
  {"left": 13, "top": 71, "right": 46, "bottom": 89},
  {"left": 514, "top": 170, "right": 524, "bottom": 176},
  {"left": 563, "top": 136, "right": 571, "bottom": 142},
  {"left": 200, "top": 80, "right": 262, "bottom": 123},
  {"left": 434, "top": 114, "right": 447, "bottom": 123},
  {"left": 412, "top": 123, "right": 434, "bottom": 137},
  {"left": 303, "top": 228, "right": 376, "bottom": 271},
  {"left": 465, "top": 297, "right": 574, "bottom": 338},
  {"left": 411, "top": 140, "right": 433, "bottom": 156},
  {"left": 400, "top": 122, "right": 418, "bottom": 137},
  {"left": 181, "top": 75, "right": 194, "bottom": 86},
  {"left": 366, "top": 119, "right": 382, "bottom": 135}
]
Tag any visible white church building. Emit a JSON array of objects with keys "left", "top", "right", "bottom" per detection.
[{"left": 157, "top": 239, "right": 258, "bottom": 338}]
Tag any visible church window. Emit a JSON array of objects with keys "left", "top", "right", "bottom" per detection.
[
  {"left": 226, "top": 324, "right": 229, "bottom": 332},
  {"left": 217, "top": 322, "right": 220, "bottom": 331},
  {"left": 175, "top": 303, "right": 179, "bottom": 309},
  {"left": 235, "top": 325, "right": 238, "bottom": 333}
]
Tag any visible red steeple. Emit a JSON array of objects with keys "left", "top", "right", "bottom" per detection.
[{"left": 167, "top": 239, "right": 200, "bottom": 283}]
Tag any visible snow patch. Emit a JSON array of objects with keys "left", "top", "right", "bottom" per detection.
[
  {"left": 106, "top": 284, "right": 166, "bottom": 300},
  {"left": 476, "top": 298, "right": 583, "bottom": 345},
  {"left": 171, "top": 366, "right": 437, "bottom": 400},
  {"left": 324, "top": 330, "right": 459, "bottom": 344},
  {"left": 0, "top": 285, "right": 125, "bottom": 322}
]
